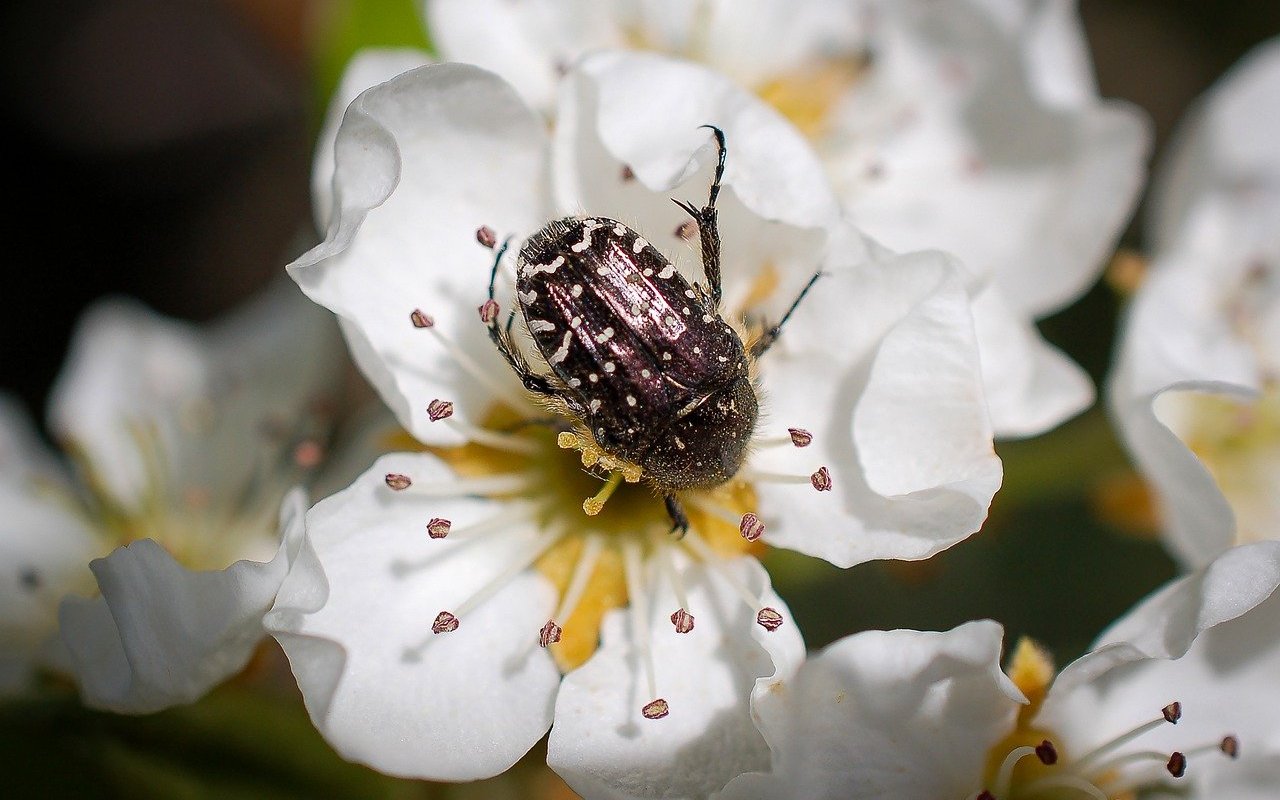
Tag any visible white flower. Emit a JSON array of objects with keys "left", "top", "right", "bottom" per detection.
[
  {"left": 1110, "top": 38, "right": 1280, "bottom": 568},
  {"left": 0, "top": 283, "right": 343, "bottom": 711},
  {"left": 720, "top": 540, "right": 1280, "bottom": 800},
  {"left": 269, "top": 53, "right": 999, "bottom": 795},
  {"left": 424, "top": 0, "right": 1152, "bottom": 437}
]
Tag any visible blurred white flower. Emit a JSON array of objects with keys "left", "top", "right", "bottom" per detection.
[
  {"left": 720, "top": 540, "right": 1280, "bottom": 800},
  {"left": 269, "top": 53, "right": 999, "bottom": 795},
  {"left": 1110, "top": 38, "right": 1280, "bottom": 568},
  {"left": 0, "top": 283, "right": 343, "bottom": 712},
  {"left": 423, "top": 0, "right": 1152, "bottom": 437}
]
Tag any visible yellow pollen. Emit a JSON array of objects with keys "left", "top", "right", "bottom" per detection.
[
  {"left": 429, "top": 405, "right": 760, "bottom": 671},
  {"left": 754, "top": 56, "right": 869, "bottom": 139}
]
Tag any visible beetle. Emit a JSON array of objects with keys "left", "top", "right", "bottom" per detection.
[{"left": 483, "top": 126, "right": 819, "bottom": 533}]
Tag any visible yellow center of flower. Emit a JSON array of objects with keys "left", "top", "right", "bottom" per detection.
[
  {"left": 1172, "top": 383, "right": 1280, "bottom": 546},
  {"left": 427, "top": 404, "right": 759, "bottom": 671},
  {"left": 754, "top": 55, "right": 869, "bottom": 140}
]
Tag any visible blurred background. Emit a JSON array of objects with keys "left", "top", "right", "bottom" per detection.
[{"left": 1, "top": 1, "right": 1279, "bottom": 797}]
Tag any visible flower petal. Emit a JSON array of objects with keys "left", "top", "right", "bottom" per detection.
[
  {"left": 264, "top": 453, "right": 560, "bottom": 781},
  {"left": 721, "top": 620, "right": 1022, "bottom": 800},
  {"left": 972, "top": 283, "right": 1094, "bottom": 438},
  {"left": 558, "top": 50, "right": 840, "bottom": 231},
  {"left": 752, "top": 230, "right": 1001, "bottom": 567},
  {"left": 55, "top": 490, "right": 310, "bottom": 713},
  {"left": 547, "top": 554, "right": 803, "bottom": 800},
  {"left": 289, "top": 63, "right": 552, "bottom": 443}
]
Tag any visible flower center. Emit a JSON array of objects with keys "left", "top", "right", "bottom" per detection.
[
  {"left": 754, "top": 55, "right": 869, "bottom": 140},
  {"left": 62, "top": 400, "right": 326, "bottom": 570},
  {"left": 976, "top": 639, "right": 1239, "bottom": 800},
  {"left": 1160, "top": 383, "right": 1280, "bottom": 546}
]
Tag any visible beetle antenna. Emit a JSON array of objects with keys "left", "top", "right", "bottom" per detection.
[
  {"left": 752, "top": 270, "right": 825, "bottom": 358},
  {"left": 697, "top": 124, "right": 727, "bottom": 208},
  {"left": 488, "top": 236, "right": 513, "bottom": 301}
]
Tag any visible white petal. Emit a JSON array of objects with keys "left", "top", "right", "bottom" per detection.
[
  {"left": 0, "top": 483, "right": 98, "bottom": 694},
  {"left": 548, "top": 554, "right": 803, "bottom": 800},
  {"left": 264, "top": 453, "right": 560, "bottom": 781},
  {"left": 0, "top": 394, "right": 63, "bottom": 482},
  {"left": 313, "top": 48, "right": 433, "bottom": 235},
  {"left": 752, "top": 231, "right": 1001, "bottom": 567},
  {"left": 427, "top": 0, "right": 622, "bottom": 111},
  {"left": 1049, "top": 540, "right": 1280, "bottom": 701},
  {"left": 55, "top": 490, "right": 310, "bottom": 713},
  {"left": 722, "top": 620, "right": 1022, "bottom": 800},
  {"left": 844, "top": 2, "right": 1151, "bottom": 320},
  {"left": 971, "top": 283, "right": 1094, "bottom": 438},
  {"left": 1041, "top": 542, "right": 1280, "bottom": 793},
  {"left": 289, "top": 63, "right": 551, "bottom": 443},
  {"left": 47, "top": 298, "right": 209, "bottom": 506},
  {"left": 559, "top": 51, "right": 840, "bottom": 230}
]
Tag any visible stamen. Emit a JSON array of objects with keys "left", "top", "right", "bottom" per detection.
[
  {"left": 993, "top": 745, "right": 1040, "bottom": 799},
  {"left": 427, "top": 399, "right": 455, "bottom": 421},
  {"left": 623, "top": 540, "right": 665, "bottom": 720},
  {"left": 1035, "top": 740, "right": 1059, "bottom": 765},
  {"left": 432, "top": 528, "right": 566, "bottom": 635},
  {"left": 396, "top": 472, "right": 536, "bottom": 498},
  {"left": 538, "top": 620, "right": 562, "bottom": 647},
  {"left": 653, "top": 540, "right": 694, "bottom": 633},
  {"left": 293, "top": 440, "right": 324, "bottom": 469},
  {"left": 1221, "top": 735, "right": 1240, "bottom": 759},
  {"left": 739, "top": 468, "right": 815, "bottom": 485},
  {"left": 479, "top": 299, "right": 500, "bottom": 324},
  {"left": 417, "top": 322, "right": 530, "bottom": 411},
  {"left": 810, "top": 466, "right": 833, "bottom": 491},
  {"left": 550, "top": 534, "right": 605, "bottom": 631},
  {"left": 391, "top": 503, "right": 542, "bottom": 577},
  {"left": 620, "top": 164, "right": 636, "bottom": 182},
  {"left": 1020, "top": 775, "right": 1108, "bottom": 799},
  {"left": 442, "top": 417, "right": 540, "bottom": 456},
  {"left": 739, "top": 512, "right": 765, "bottom": 542},
  {"left": 427, "top": 518, "right": 452, "bottom": 539},
  {"left": 476, "top": 225, "right": 498, "bottom": 249},
  {"left": 1069, "top": 705, "right": 1180, "bottom": 775},
  {"left": 384, "top": 473, "right": 412, "bottom": 491},
  {"left": 681, "top": 531, "right": 781, "bottom": 631},
  {"left": 583, "top": 470, "right": 624, "bottom": 516},
  {"left": 788, "top": 428, "right": 813, "bottom": 447},
  {"left": 675, "top": 220, "right": 697, "bottom": 240},
  {"left": 410, "top": 309, "right": 434, "bottom": 328},
  {"left": 1167, "top": 751, "right": 1186, "bottom": 778},
  {"left": 685, "top": 496, "right": 746, "bottom": 528}
]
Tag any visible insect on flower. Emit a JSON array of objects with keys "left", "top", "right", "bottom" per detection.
[{"left": 483, "top": 126, "right": 821, "bottom": 533}]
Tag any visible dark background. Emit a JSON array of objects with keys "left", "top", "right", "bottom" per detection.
[{"left": 1, "top": 3, "right": 1279, "bottom": 795}]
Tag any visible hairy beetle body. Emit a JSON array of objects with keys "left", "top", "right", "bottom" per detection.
[{"left": 516, "top": 216, "right": 756, "bottom": 489}]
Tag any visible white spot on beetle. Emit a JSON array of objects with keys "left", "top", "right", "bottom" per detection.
[
  {"left": 658, "top": 264, "right": 677, "bottom": 279},
  {"left": 549, "top": 331, "right": 573, "bottom": 364},
  {"left": 663, "top": 352, "right": 672, "bottom": 361},
  {"left": 518, "top": 289, "right": 538, "bottom": 304},
  {"left": 684, "top": 289, "right": 695, "bottom": 298},
  {"left": 570, "top": 316, "right": 582, "bottom": 328},
  {"left": 594, "top": 327, "right": 616, "bottom": 344},
  {"left": 604, "top": 362, "right": 616, "bottom": 373},
  {"left": 702, "top": 314, "right": 713, "bottom": 323},
  {"left": 643, "top": 268, "right": 654, "bottom": 277},
  {"left": 529, "top": 319, "right": 556, "bottom": 333},
  {"left": 641, "top": 369, "right": 651, "bottom": 378},
  {"left": 571, "top": 284, "right": 583, "bottom": 297},
  {"left": 568, "top": 377, "right": 581, "bottom": 387},
  {"left": 589, "top": 399, "right": 602, "bottom": 413},
  {"left": 589, "top": 373, "right": 599, "bottom": 382},
  {"left": 529, "top": 255, "right": 565, "bottom": 275},
  {"left": 717, "top": 355, "right": 728, "bottom": 362},
  {"left": 597, "top": 266, "right": 613, "bottom": 276},
  {"left": 626, "top": 395, "right": 637, "bottom": 407},
  {"left": 682, "top": 306, "right": 691, "bottom": 315},
  {"left": 633, "top": 237, "right": 649, "bottom": 254},
  {"left": 693, "top": 347, "right": 702, "bottom": 354},
  {"left": 674, "top": 436, "right": 685, "bottom": 450},
  {"left": 613, "top": 223, "right": 626, "bottom": 235}
]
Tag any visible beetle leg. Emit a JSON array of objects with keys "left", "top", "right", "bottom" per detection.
[
  {"left": 672, "top": 125, "right": 727, "bottom": 311},
  {"left": 751, "top": 270, "right": 825, "bottom": 359},
  {"left": 482, "top": 235, "right": 559, "bottom": 397},
  {"left": 664, "top": 493, "right": 690, "bottom": 538}
]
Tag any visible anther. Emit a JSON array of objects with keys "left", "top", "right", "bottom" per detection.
[
  {"left": 427, "top": 517, "right": 452, "bottom": 539},
  {"left": 756, "top": 607, "right": 784, "bottom": 631},
  {"left": 739, "top": 512, "right": 765, "bottom": 542},
  {"left": 431, "top": 611, "right": 459, "bottom": 634},
  {"left": 479, "top": 299, "right": 500, "bottom": 324},
  {"left": 1166, "top": 751, "right": 1187, "bottom": 778},
  {"left": 788, "top": 428, "right": 813, "bottom": 447},
  {"left": 620, "top": 164, "right": 636, "bottom": 182},
  {"left": 476, "top": 225, "right": 498, "bottom": 249},
  {"left": 539, "top": 620, "right": 562, "bottom": 647},
  {"left": 642, "top": 698, "right": 670, "bottom": 720},
  {"left": 384, "top": 473, "right": 412, "bottom": 491},
  {"left": 1035, "top": 740, "right": 1058, "bottom": 765},
  {"left": 810, "top": 466, "right": 832, "bottom": 491},
  {"left": 975, "top": 793, "right": 995, "bottom": 800},
  {"left": 410, "top": 309, "right": 434, "bottom": 328},
  {"left": 427, "top": 399, "right": 454, "bottom": 421},
  {"left": 1162, "top": 701, "right": 1182, "bottom": 724},
  {"left": 675, "top": 220, "right": 697, "bottom": 240},
  {"left": 293, "top": 440, "right": 324, "bottom": 469},
  {"left": 583, "top": 470, "right": 624, "bottom": 516},
  {"left": 1221, "top": 735, "right": 1240, "bottom": 759},
  {"left": 670, "top": 608, "right": 695, "bottom": 634}
]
